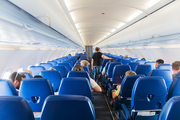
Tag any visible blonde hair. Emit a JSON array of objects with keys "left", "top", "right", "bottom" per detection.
[
  {"left": 24, "top": 70, "right": 32, "bottom": 75},
  {"left": 125, "top": 55, "right": 128, "bottom": 58},
  {"left": 80, "top": 60, "right": 89, "bottom": 67},
  {"left": 125, "top": 71, "right": 136, "bottom": 76},
  {"left": 73, "top": 64, "right": 84, "bottom": 71}
]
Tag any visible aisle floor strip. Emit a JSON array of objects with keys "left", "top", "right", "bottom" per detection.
[{"left": 104, "top": 94, "right": 115, "bottom": 120}]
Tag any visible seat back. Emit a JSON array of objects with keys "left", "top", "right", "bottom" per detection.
[
  {"left": 149, "top": 69, "right": 172, "bottom": 89},
  {"left": 47, "top": 61, "right": 57, "bottom": 66},
  {"left": 102, "top": 59, "right": 110, "bottom": 70},
  {"left": 128, "top": 62, "right": 140, "bottom": 71},
  {"left": 28, "top": 66, "right": 45, "bottom": 77},
  {"left": 130, "top": 58, "right": 138, "bottom": 62},
  {"left": 52, "top": 66, "right": 68, "bottom": 78},
  {"left": 40, "top": 95, "right": 95, "bottom": 120},
  {"left": 75, "top": 60, "right": 81, "bottom": 65},
  {"left": 104, "top": 62, "right": 110, "bottom": 75},
  {"left": 57, "top": 63, "right": 71, "bottom": 72},
  {"left": 41, "top": 70, "right": 62, "bottom": 92},
  {"left": 83, "top": 66, "right": 90, "bottom": 73},
  {"left": 58, "top": 78, "right": 92, "bottom": 101},
  {"left": 39, "top": 63, "right": 53, "bottom": 70},
  {"left": 0, "top": 96, "right": 34, "bottom": 120},
  {"left": 19, "top": 78, "right": 54, "bottom": 112},
  {"left": 120, "top": 75, "right": 144, "bottom": 98},
  {"left": 67, "top": 71, "right": 90, "bottom": 81},
  {"left": 121, "top": 60, "right": 131, "bottom": 65},
  {"left": 157, "top": 64, "right": 173, "bottom": 74},
  {"left": 167, "top": 76, "right": 180, "bottom": 101},
  {"left": 136, "top": 60, "right": 146, "bottom": 64},
  {"left": 20, "top": 72, "right": 33, "bottom": 79},
  {"left": 159, "top": 96, "right": 180, "bottom": 120},
  {"left": 112, "top": 65, "right": 131, "bottom": 84},
  {"left": 116, "top": 58, "right": 124, "bottom": 62},
  {"left": 63, "top": 61, "right": 73, "bottom": 68},
  {"left": 107, "top": 62, "right": 122, "bottom": 78},
  {"left": 0, "top": 79, "right": 17, "bottom": 96},
  {"left": 145, "top": 61, "right": 156, "bottom": 70},
  {"left": 131, "top": 76, "right": 167, "bottom": 111},
  {"left": 134, "top": 64, "right": 152, "bottom": 76},
  {"left": 124, "top": 57, "right": 132, "bottom": 60}
]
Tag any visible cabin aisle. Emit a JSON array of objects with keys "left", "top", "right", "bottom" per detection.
[{"left": 93, "top": 92, "right": 114, "bottom": 120}]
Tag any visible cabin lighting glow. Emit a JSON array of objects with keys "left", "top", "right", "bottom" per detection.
[
  {"left": 144, "top": 46, "right": 160, "bottom": 48},
  {"left": 148, "top": 0, "right": 161, "bottom": 8},
  {"left": 17, "top": 67, "right": 23, "bottom": 72},
  {"left": 107, "top": 33, "right": 110, "bottom": 35},
  {"left": 128, "top": 10, "right": 143, "bottom": 21},
  {"left": 117, "top": 23, "right": 125, "bottom": 28},
  {"left": 70, "top": 12, "right": 76, "bottom": 21},
  {"left": 112, "top": 29, "right": 116, "bottom": 32},
  {"left": 2, "top": 71, "right": 11, "bottom": 79},
  {"left": 64, "top": 0, "right": 71, "bottom": 7},
  {"left": 161, "top": 44, "right": 180, "bottom": 48},
  {"left": 133, "top": 47, "right": 144, "bottom": 49},
  {"left": 75, "top": 24, "right": 79, "bottom": 28}
]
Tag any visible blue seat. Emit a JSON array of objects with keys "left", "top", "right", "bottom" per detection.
[
  {"left": 58, "top": 78, "right": 92, "bottom": 101},
  {"left": 134, "top": 64, "right": 152, "bottom": 76},
  {"left": 148, "top": 69, "right": 172, "bottom": 89},
  {"left": 112, "top": 65, "right": 131, "bottom": 84},
  {"left": 52, "top": 66, "right": 68, "bottom": 78},
  {"left": 145, "top": 61, "right": 156, "bottom": 70},
  {"left": 157, "top": 64, "right": 173, "bottom": 74},
  {"left": 159, "top": 96, "right": 180, "bottom": 120},
  {"left": 83, "top": 66, "right": 90, "bottom": 73},
  {"left": 47, "top": 61, "right": 57, "bottom": 66},
  {"left": 119, "top": 75, "right": 144, "bottom": 107},
  {"left": 75, "top": 60, "right": 81, "bottom": 65},
  {"left": 58, "top": 63, "right": 71, "bottom": 72},
  {"left": 0, "top": 96, "right": 34, "bottom": 120},
  {"left": 166, "top": 76, "right": 180, "bottom": 101},
  {"left": 0, "top": 79, "right": 17, "bottom": 96},
  {"left": 128, "top": 62, "right": 140, "bottom": 71},
  {"left": 19, "top": 78, "right": 54, "bottom": 112},
  {"left": 107, "top": 62, "right": 122, "bottom": 79},
  {"left": 102, "top": 59, "right": 110, "bottom": 71},
  {"left": 41, "top": 70, "right": 62, "bottom": 92},
  {"left": 67, "top": 71, "right": 90, "bottom": 81},
  {"left": 39, "top": 63, "right": 53, "bottom": 70},
  {"left": 28, "top": 66, "right": 45, "bottom": 77},
  {"left": 63, "top": 61, "right": 74, "bottom": 68},
  {"left": 121, "top": 60, "right": 131, "bottom": 65},
  {"left": 116, "top": 58, "right": 124, "bottom": 62},
  {"left": 124, "top": 57, "right": 132, "bottom": 60},
  {"left": 120, "top": 76, "right": 167, "bottom": 120},
  {"left": 130, "top": 58, "right": 138, "bottom": 62},
  {"left": 20, "top": 72, "right": 33, "bottom": 78},
  {"left": 136, "top": 60, "right": 146, "bottom": 64},
  {"left": 104, "top": 62, "right": 110, "bottom": 75},
  {"left": 40, "top": 95, "right": 95, "bottom": 120}
]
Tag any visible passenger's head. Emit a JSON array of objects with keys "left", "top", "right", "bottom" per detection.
[
  {"left": 48, "top": 68, "right": 56, "bottom": 70},
  {"left": 172, "top": 61, "right": 180, "bottom": 74},
  {"left": 19, "top": 73, "right": 26, "bottom": 80},
  {"left": 34, "top": 75, "right": 43, "bottom": 78},
  {"left": 125, "top": 71, "right": 136, "bottom": 76},
  {"left": 9, "top": 72, "right": 23, "bottom": 89},
  {"left": 125, "top": 55, "right": 128, "bottom": 58},
  {"left": 141, "top": 58, "right": 146, "bottom": 60},
  {"left": 156, "top": 59, "right": 164, "bottom": 68},
  {"left": 80, "top": 60, "right": 89, "bottom": 67},
  {"left": 23, "top": 70, "right": 32, "bottom": 75},
  {"left": 109, "top": 59, "right": 114, "bottom": 62},
  {"left": 95, "top": 47, "right": 100, "bottom": 52},
  {"left": 73, "top": 64, "right": 84, "bottom": 71}
]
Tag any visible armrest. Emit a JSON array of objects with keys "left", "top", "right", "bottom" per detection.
[{"left": 121, "top": 104, "right": 131, "bottom": 120}]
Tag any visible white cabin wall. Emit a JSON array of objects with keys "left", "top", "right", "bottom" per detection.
[{"left": 0, "top": 49, "right": 73, "bottom": 78}]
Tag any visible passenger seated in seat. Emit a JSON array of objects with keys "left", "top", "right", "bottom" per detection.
[
  {"left": 141, "top": 58, "right": 146, "bottom": 60},
  {"left": 155, "top": 59, "right": 164, "bottom": 68},
  {"left": 34, "top": 75, "right": 43, "bottom": 78},
  {"left": 80, "top": 60, "right": 94, "bottom": 79},
  {"left": 102, "top": 58, "right": 114, "bottom": 75},
  {"left": 20, "top": 73, "right": 26, "bottom": 80},
  {"left": 125, "top": 55, "right": 128, "bottom": 58},
  {"left": 112, "top": 71, "right": 136, "bottom": 99},
  {"left": 73, "top": 64, "right": 102, "bottom": 92},
  {"left": 24, "top": 70, "right": 32, "bottom": 75},
  {"left": 9, "top": 72, "right": 23, "bottom": 90},
  {"left": 172, "top": 61, "right": 180, "bottom": 80}
]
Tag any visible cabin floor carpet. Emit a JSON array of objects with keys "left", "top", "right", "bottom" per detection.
[{"left": 93, "top": 92, "right": 114, "bottom": 120}]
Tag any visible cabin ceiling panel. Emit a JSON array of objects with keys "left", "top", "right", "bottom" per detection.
[{"left": 64, "top": 0, "right": 173, "bottom": 46}]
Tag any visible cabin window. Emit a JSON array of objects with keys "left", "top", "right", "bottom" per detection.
[
  {"left": 35, "top": 63, "right": 39, "bottom": 66},
  {"left": 2, "top": 71, "right": 11, "bottom": 79},
  {"left": 17, "top": 67, "right": 23, "bottom": 72}
]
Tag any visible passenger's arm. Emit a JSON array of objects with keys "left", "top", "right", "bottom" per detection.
[
  {"left": 112, "top": 90, "right": 118, "bottom": 99},
  {"left": 102, "top": 54, "right": 110, "bottom": 59},
  {"left": 91, "top": 58, "right": 94, "bottom": 70},
  {"left": 90, "top": 78, "right": 102, "bottom": 92}
]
